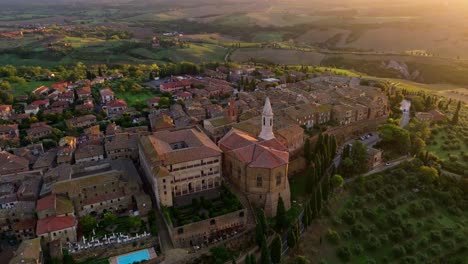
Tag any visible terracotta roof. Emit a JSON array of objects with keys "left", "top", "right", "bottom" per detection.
[
  {"left": 160, "top": 80, "right": 192, "bottom": 89},
  {"left": 75, "top": 144, "right": 104, "bottom": 160},
  {"left": 99, "top": 88, "right": 114, "bottom": 97},
  {"left": 0, "top": 151, "right": 29, "bottom": 174},
  {"left": 220, "top": 129, "right": 289, "bottom": 169},
  {"left": 13, "top": 219, "right": 36, "bottom": 231},
  {"left": 147, "top": 97, "right": 161, "bottom": 104},
  {"left": 36, "top": 194, "right": 56, "bottom": 212},
  {"left": 82, "top": 190, "right": 126, "bottom": 206},
  {"left": 77, "top": 86, "right": 91, "bottom": 95},
  {"left": 0, "top": 123, "right": 18, "bottom": 133},
  {"left": 106, "top": 99, "right": 127, "bottom": 108},
  {"left": 36, "top": 215, "right": 76, "bottom": 235},
  {"left": 141, "top": 128, "right": 221, "bottom": 165},
  {"left": 31, "top": 100, "right": 49, "bottom": 107},
  {"left": 0, "top": 104, "right": 12, "bottom": 111},
  {"left": 218, "top": 128, "right": 257, "bottom": 151}
]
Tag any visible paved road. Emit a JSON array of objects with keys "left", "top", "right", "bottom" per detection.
[
  {"left": 400, "top": 99, "right": 411, "bottom": 127},
  {"left": 345, "top": 156, "right": 410, "bottom": 184}
]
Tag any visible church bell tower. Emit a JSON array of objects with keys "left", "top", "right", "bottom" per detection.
[{"left": 259, "top": 97, "right": 275, "bottom": 140}]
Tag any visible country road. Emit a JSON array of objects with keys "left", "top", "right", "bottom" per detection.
[{"left": 400, "top": 99, "right": 411, "bottom": 127}]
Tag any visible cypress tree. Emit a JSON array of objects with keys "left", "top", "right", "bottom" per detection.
[
  {"left": 452, "top": 101, "right": 461, "bottom": 125},
  {"left": 275, "top": 196, "right": 288, "bottom": 231},
  {"left": 270, "top": 234, "right": 282, "bottom": 264},
  {"left": 245, "top": 255, "right": 251, "bottom": 264},
  {"left": 98, "top": 66, "right": 103, "bottom": 77},
  {"left": 260, "top": 238, "right": 270, "bottom": 264},
  {"left": 316, "top": 185, "right": 322, "bottom": 214},
  {"left": 251, "top": 255, "right": 257, "bottom": 264},
  {"left": 255, "top": 224, "right": 264, "bottom": 247},
  {"left": 287, "top": 228, "right": 297, "bottom": 249},
  {"left": 257, "top": 209, "right": 268, "bottom": 235}
]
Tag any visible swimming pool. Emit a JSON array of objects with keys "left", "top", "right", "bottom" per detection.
[{"left": 116, "top": 249, "right": 150, "bottom": 264}]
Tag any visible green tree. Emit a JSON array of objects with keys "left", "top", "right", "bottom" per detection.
[
  {"left": 245, "top": 255, "right": 251, "bottom": 264},
  {"left": 451, "top": 101, "right": 461, "bottom": 125},
  {"left": 260, "top": 238, "right": 270, "bottom": 264},
  {"left": 378, "top": 123, "right": 411, "bottom": 155},
  {"left": 331, "top": 174, "right": 344, "bottom": 189},
  {"left": 294, "top": 256, "right": 309, "bottom": 264},
  {"left": 255, "top": 224, "right": 265, "bottom": 247},
  {"left": 418, "top": 166, "right": 439, "bottom": 185},
  {"left": 257, "top": 209, "right": 268, "bottom": 235},
  {"left": 270, "top": 234, "right": 282, "bottom": 264},
  {"left": 350, "top": 141, "right": 368, "bottom": 174},
  {"left": 275, "top": 196, "right": 288, "bottom": 231},
  {"left": 410, "top": 136, "right": 426, "bottom": 156},
  {"left": 80, "top": 215, "right": 97, "bottom": 235},
  {"left": 287, "top": 228, "right": 297, "bottom": 249}
]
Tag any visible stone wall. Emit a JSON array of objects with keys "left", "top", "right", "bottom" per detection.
[
  {"left": 324, "top": 116, "right": 387, "bottom": 145},
  {"left": 169, "top": 208, "right": 247, "bottom": 248}
]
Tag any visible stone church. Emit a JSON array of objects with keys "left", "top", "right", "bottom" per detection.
[{"left": 219, "top": 98, "right": 291, "bottom": 217}]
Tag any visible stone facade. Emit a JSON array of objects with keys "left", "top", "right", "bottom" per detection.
[
  {"left": 219, "top": 98, "right": 291, "bottom": 217},
  {"left": 139, "top": 128, "right": 222, "bottom": 208}
]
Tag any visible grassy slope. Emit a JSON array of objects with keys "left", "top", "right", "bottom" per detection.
[{"left": 289, "top": 168, "right": 468, "bottom": 263}]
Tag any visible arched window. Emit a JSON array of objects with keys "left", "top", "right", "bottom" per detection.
[
  {"left": 270, "top": 119, "right": 272, "bottom": 126},
  {"left": 263, "top": 117, "right": 265, "bottom": 126}
]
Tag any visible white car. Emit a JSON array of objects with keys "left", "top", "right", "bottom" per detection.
[{"left": 385, "top": 162, "right": 391, "bottom": 166}]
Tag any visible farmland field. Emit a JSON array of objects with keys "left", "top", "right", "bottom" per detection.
[{"left": 231, "top": 48, "right": 325, "bottom": 65}]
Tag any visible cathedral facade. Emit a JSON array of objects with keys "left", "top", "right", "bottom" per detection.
[{"left": 219, "top": 98, "right": 291, "bottom": 217}]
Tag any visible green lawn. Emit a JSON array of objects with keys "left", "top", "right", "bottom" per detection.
[
  {"left": 10, "top": 80, "right": 54, "bottom": 96},
  {"left": 114, "top": 90, "right": 159, "bottom": 107}
]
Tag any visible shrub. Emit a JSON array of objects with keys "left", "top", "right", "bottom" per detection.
[
  {"left": 352, "top": 244, "right": 363, "bottom": 255},
  {"left": 400, "top": 256, "right": 418, "bottom": 264},
  {"left": 325, "top": 229, "right": 340, "bottom": 244},
  {"left": 351, "top": 223, "right": 368, "bottom": 238},
  {"left": 336, "top": 246, "right": 352, "bottom": 262},
  {"left": 428, "top": 245, "right": 442, "bottom": 256},
  {"left": 404, "top": 241, "right": 416, "bottom": 254},
  {"left": 363, "top": 208, "right": 377, "bottom": 220},
  {"left": 365, "top": 234, "right": 381, "bottom": 250},
  {"left": 389, "top": 227, "right": 404, "bottom": 242},
  {"left": 408, "top": 202, "right": 425, "bottom": 216},
  {"left": 430, "top": 231, "right": 442, "bottom": 242},
  {"left": 391, "top": 245, "right": 406, "bottom": 258},
  {"left": 341, "top": 209, "right": 356, "bottom": 225}
]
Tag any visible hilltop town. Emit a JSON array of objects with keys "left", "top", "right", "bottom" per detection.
[{"left": 0, "top": 61, "right": 466, "bottom": 264}]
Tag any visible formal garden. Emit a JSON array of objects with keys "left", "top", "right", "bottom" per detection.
[
  {"left": 80, "top": 213, "right": 148, "bottom": 239},
  {"left": 164, "top": 185, "right": 243, "bottom": 227},
  {"left": 290, "top": 160, "right": 468, "bottom": 264}
]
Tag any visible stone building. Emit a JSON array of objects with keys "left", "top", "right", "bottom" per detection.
[
  {"left": 218, "top": 98, "right": 291, "bottom": 217},
  {"left": 139, "top": 127, "right": 223, "bottom": 208},
  {"left": 36, "top": 215, "right": 77, "bottom": 243}
]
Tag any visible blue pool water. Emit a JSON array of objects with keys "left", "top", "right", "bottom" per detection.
[{"left": 117, "top": 249, "right": 150, "bottom": 264}]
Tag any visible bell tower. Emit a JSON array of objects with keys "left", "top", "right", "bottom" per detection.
[{"left": 259, "top": 97, "right": 275, "bottom": 140}]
